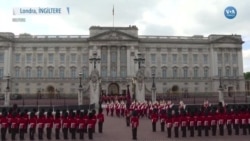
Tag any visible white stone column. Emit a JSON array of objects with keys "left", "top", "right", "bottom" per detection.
[
  {"left": 218, "top": 87, "right": 224, "bottom": 105},
  {"left": 107, "top": 47, "right": 110, "bottom": 77},
  {"left": 78, "top": 88, "right": 83, "bottom": 105},
  {"left": 4, "top": 90, "right": 10, "bottom": 106},
  {"left": 151, "top": 87, "right": 156, "bottom": 102},
  {"left": 135, "top": 81, "right": 145, "bottom": 102}
]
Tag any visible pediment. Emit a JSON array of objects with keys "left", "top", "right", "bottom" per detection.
[
  {"left": 88, "top": 30, "right": 138, "bottom": 41},
  {"left": 211, "top": 36, "right": 243, "bottom": 44}
]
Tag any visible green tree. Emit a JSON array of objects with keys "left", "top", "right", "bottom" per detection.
[{"left": 244, "top": 72, "right": 250, "bottom": 80}]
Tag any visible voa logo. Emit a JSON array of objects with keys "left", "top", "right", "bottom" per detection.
[{"left": 224, "top": 6, "right": 237, "bottom": 19}]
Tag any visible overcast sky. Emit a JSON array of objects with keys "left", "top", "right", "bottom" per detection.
[{"left": 0, "top": 0, "right": 250, "bottom": 72}]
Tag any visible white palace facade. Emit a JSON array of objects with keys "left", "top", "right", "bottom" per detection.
[{"left": 0, "top": 26, "right": 245, "bottom": 98}]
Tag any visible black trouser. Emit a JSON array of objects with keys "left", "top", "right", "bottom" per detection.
[
  {"left": 71, "top": 128, "right": 76, "bottom": 139},
  {"left": 88, "top": 128, "right": 93, "bottom": 140},
  {"left": 248, "top": 124, "right": 250, "bottom": 135},
  {"left": 84, "top": 127, "right": 87, "bottom": 133},
  {"left": 234, "top": 124, "right": 239, "bottom": 135},
  {"left": 174, "top": 127, "right": 179, "bottom": 138},
  {"left": 55, "top": 128, "right": 60, "bottom": 139},
  {"left": 219, "top": 124, "right": 224, "bottom": 136},
  {"left": 242, "top": 124, "right": 247, "bottom": 135},
  {"left": 181, "top": 126, "right": 186, "bottom": 137},
  {"left": 152, "top": 122, "right": 156, "bottom": 132},
  {"left": 167, "top": 127, "right": 171, "bottom": 138},
  {"left": 1, "top": 128, "right": 7, "bottom": 140},
  {"left": 126, "top": 117, "right": 130, "bottom": 126},
  {"left": 204, "top": 126, "right": 209, "bottom": 136},
  {"left": 79, "top": 129, "right": 84, "bottom": 139},
  {"left": 197, "top": 126, "right": 202, "bottom": 136},
  {"left": 161, "top": 122, "right": 165, "bottom": 132},
  {"left": 19, "top": 128, "right": 25, "bottom": 140},
  {"left": 29, "top": 128, "right": 35, "bottom": 140},
  {"left": 46, "top": 128, "right": 52, "bottom": 139},
  {"left": 211, "top": 125, "right": 217, "bottom": 136},
  {"left": 189, "top": 126, "right": 194, "bottom": 137},
  {"left": 38, "top": 128, "right": 43, "bottom": 140},
  {"left": 132, "top": 127, "right": 137, "bottom": 140},
  {"left": 98, "top": 122, "right": 103, "bottom": 133},
  {"left": 227, "top": 124, "right": 232, "bottom": 135},
  {"left": 62, "top": 128, "right": 68, "bottom": 139},
  {"left": 11, "top": 128, "right": 17, "bottom": 140}
]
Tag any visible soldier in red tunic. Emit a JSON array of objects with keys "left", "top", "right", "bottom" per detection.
[
  {"left": 97, "top": 108, "right": 104, "bottom": 133},
  {"left": 188, "top": 111, "right": 195, "bottom": 137},
  {"left": 46, "top": 110, "right": 54, "bottom": 140},
  {"left": 1, "top": 109, "right": 8, "bottom": 141},
  {"left": 10, "top": 112, "right": 19, "bottom": 140},
  {"left": 210, "top": 110, "right": 217, "bottom": 136},
  {"left": 70, "top": 112, "right": 77, "bottom": 139},
  {"left": 159, "top": 109, "right": 166, "bottom": 132},
  {"left": 19, "top": 112, "right": 27, "bottom": 140},
  {"left": 87, "top": 112, "right": 95, "bottom": 140},
  {"left": 218, "top": 108, "right": 225, "bottom": 136},
  {"left": 196, "top": 111, "right": 203, "bottom": 137},
  {"left": 78, "top": 112, "right": 85, "bottom": 139},
  {"left": 54, "top": 110, "right": 61, "bottom": 140},
  {"left": 203, "top": 111, "right": 211, "bottom": 136},
  {"left": 151, "top": 109, "right": 158, "bottom": 132},
  {"left": 165, "top": 111, "right": 172, "bottom": 138},
  {"left": 172, "top": 110, "right": 180, "bottom": 138},
  {"left": 180, "top": 110, "right": 187, "bottom": 137},
  {"left": 37, "top": 111, "right": 45, "bottom": 140},
  {"left": 131, "top": 110, "right": 139, "bottom": 140},
  {"left": 29, "top": 112, "right": 37, "bottom": 140},
  {"left": 62, "top": 111, "right": 69, "bottom": 139}
]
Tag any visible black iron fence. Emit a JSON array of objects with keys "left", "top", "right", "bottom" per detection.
[
  {"left": 145, "top": 91, "right": 250, "bottom": 104},
  {"left": 0, "top": 93, "right": 90, "bottom": 107}
]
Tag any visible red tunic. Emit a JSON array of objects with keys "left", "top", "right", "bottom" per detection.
[
  {"left": 97, "top": 113, "right": 104, "bottom": 123},
  {"left": 1, "top": 117, "right": 8, "bottom": 128},
  {"left": 151, "top": 113, "right": 158, "bottom": 123},
  {"left": 131, "top": 116, "right": 139, "bottom": 128},
  {"left": 37, "top": 117, "right": 45, "bottom": 129},
  {"left": 54, "top": 117, "right": 61, "bottom": 129},
  {"left": 87, "top": 118, "right": 95, "bottom": 129},
  {"left": 78, "top": 118, "right": 86, "bottom": 129},
  {"left": 29, "top": 117, "right": 37, "bottom": 129}
]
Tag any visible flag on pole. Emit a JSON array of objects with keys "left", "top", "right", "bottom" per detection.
[{"left": 112, "top": 5, "right": 114, "bottom": 16}]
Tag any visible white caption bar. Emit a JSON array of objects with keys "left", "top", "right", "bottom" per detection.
[{"left": 13, "top": 7, "right": 70, "bottom": 15}]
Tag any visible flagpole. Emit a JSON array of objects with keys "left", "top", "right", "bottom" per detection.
[{"left": 112, "top": 5, "right": 114, "bottom": 29}]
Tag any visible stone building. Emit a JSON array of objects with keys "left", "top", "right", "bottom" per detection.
[{"left": 0, "top": 25, "right": 245, "bottom": 101}]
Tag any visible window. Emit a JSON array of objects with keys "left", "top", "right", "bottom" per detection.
[
  {"left": 120, "top": 48, "right": 127, "bottom": 64},
  {"left": 59, "top": 68, "right": 64, "bottom": 78},
  {"left": 82, "top": 55, "right": 88, "bottom": 64},
  {"left": 101, "top": 52, "right": 107, "bottom": 63},
  {"left": 0, "top": 68, "right": 4, "bottom": 78},
  {"left": 217, "top": 53, "right": 222, "bottom": 64},
  {"left": 232, "top": 54, "right": 238, "bottom": 64},
  {"left": 120, "top": 67, "right": 127, "bottom": 77},
  {"left": 25, "top": 88, "right": 30, "bottom": 94},
  {"left": 233, "top": 68, "right": 238, "bottom": 77},
  {"left": 225, "top": 53, "right": 229, "bottom": 64},
  {"left": 203, "top": 54, "right": 208, "bottom": 64},
  {"left": 183, "top": 54, "right": 188, "bottom": 64},
  {"left": 26, "top": 67, "right": 32, "bottom": 78},
  {"left": 15, "top": 68, "right": 20, "bottom": 78},
  {"left": 0, "top": 53, "right": 4, "bottom": 63},
  {"left": 71, "top": 54, "right": 76, "bottom": 64},
  {"left": 162, "top": 68, "right": 167, "bottom": 78},
  {"left": 151, "top": 54, "right": 156, "bottom": 64},
  {"left": 48, "top": 53, "right": 54, "bottom": 64},
  {"left": 204, "top": 67, "right": 209, "bottom": 78},
  {"left": 183, "top": 67, "right": 188, "bottom": 78},
  {"left": 172, "top": 54, "right": 177, "bottom": 64},
  {"left": 173, "top": 67, "right": 178, "bottom": 78},
  {"left": 111, "top": 52, "right": 117, "bottom": 63},
  {"left": 60, "top": 54, "right": 65, "bottom": 64},
  {"left": 37, "top": 54, "right": 43, "bottom": 63},
  {"left": 194, "top": 67, "right": 199, "bottom": 78},
  {"left": 226, "top": 67, "right": 231, "bottom": 77},
  {"left": 26, "top": 54, "right": 32, "bottom": 64},
  {"left": 82, "top": 67, "right": 88, "bottom": 79},
  {"left": 15, "top": 54, "right": 20, "bottom": 63},
  {"left": 161, "top": 54, "right": 167, "bottom": 64},
  {"left": 48, "top": 67, "right": 54, "bottom": 78},
  {"left": 218, "top": 67, "right": 222, "bottom": 77},
  {"left": 37, "top": 67, "right": 42, "bottom": 78},
  {"left": 101, "top": 67, "right": 107, "bottom": 77},
  {"left": 193, "top": 54, "right": 198, "bottom": 64},
  {"left": 71, "top": 67, "right": 77, "bottom": 78},
  {"left": 111, "top": 67, "right": 117, "bottom": 77}
]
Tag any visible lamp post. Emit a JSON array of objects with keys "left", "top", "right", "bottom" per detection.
[
  {"left": 218, "top": 76, "right": 224, "bottom": 105},
  {"left": 134, "top": 53, "right": 145, "bottom": 69},
  {"left": 4, "top": 74, "right": 10, "bottom": 106},
  {"left": 78, "top": 73, "right": 83, "bottom": 106},
  {"left": 89, "top": 51, "right": 101, "bottom": 69},
  {"left": 151, "top": 73, "right": 156, "bottom": 102}
]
